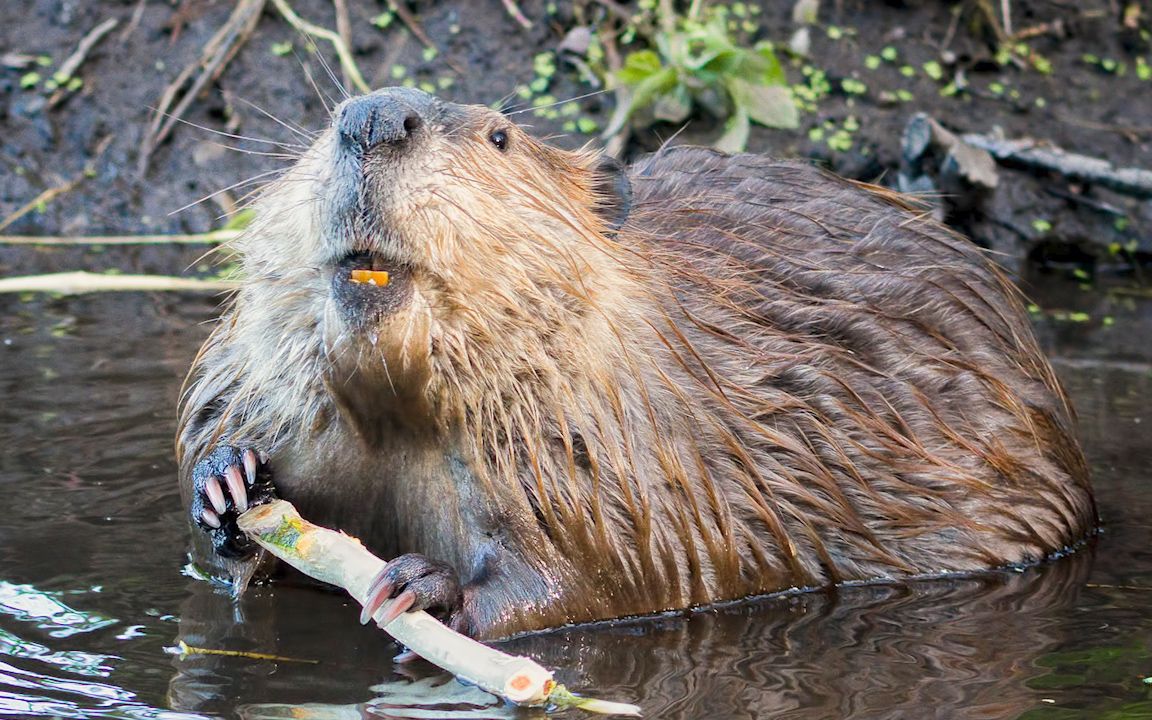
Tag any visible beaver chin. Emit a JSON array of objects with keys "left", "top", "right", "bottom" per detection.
[{"left": 329, "top": 250, "right": 415, "bottom": 328}]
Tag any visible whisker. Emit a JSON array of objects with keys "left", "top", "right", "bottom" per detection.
[
  {"left": 234, "top": 96, "right": 317, "bottom": 143},
  {"left": 205, "top": 141, "right": 299, "bottom": 159},
  {"left": 168, "top": 167, "right": 290, "bottom": 217},
  {"left": 656, "top": 121, "right": 692, "bottom": 151},
  {"left": 157, "top": 109, "right": 307, "bottom": 150},
  {"left": 297, "top": 48, "right": 336, "bottom": 115},
  {"left": 309, "top": 36, "right": 354, "bottom": 101},
  {"left": 505, "top": 88, "right": 610, "bottom": 116}
]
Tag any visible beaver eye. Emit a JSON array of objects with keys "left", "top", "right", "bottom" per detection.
[{"left": 489, "top": 129, "right": 509, "bottom": 152}]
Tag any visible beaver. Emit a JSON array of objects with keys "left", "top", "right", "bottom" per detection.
[{"left": 177, "top": 87, "right": 1096, "bottom": 641}]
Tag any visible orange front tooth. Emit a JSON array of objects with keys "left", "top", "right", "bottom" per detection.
[{"left": 349, "top": 269, "right": 391, "bottom": 286}]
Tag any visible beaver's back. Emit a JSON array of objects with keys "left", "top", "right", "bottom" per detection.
[{"left": 621, "top": 147, "right": 1094, "bottom": 581}]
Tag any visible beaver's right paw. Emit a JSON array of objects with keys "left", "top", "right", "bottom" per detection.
[
  {"left": 190, "top": 445, "right": 277, "bottom": 560},
  {"left": 358, "top": 554, "right": 463, "bottom": 632}
]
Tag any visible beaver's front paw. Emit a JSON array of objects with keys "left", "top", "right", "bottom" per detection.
[
  {"left": 359, "top": 554, "right": 463, "bottom": 633},
  {"left": 190, "top": 445, "right": 277, "bottom": 560}
]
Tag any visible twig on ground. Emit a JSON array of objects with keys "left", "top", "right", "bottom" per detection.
[
  {"left": 0, "top": 178, "right": 85, "bottom": 234},
  {"left": 238, "top": 500, "right": 641, "bottom": 716},
  {"left": 270, "top": 0, "right": 369, "bottom": 93},
  {"left": 962, "top": 132, "right": 1152, "bottom": 198},
  {"left": 1008, "top": 20, "right": 1065, "bottom": 42},
  {"left": 48, "top": 18, "right": 118, "bottom": 108},
  {"left": 138, "top": 0, "right": 265, "bottom": 174},
  {"left": 939, "top": 3, "right": 962, "bottom": 51},
  {"left": 1056, "top": 113, "right": 1152, "bottom": 142},
  {"left": 599, "top": 24, "right": 632, "bottom": 158},
  {"left": 119, "top": 0, "right": 148, "bottom": 43},
  {"left": 0, "top": 230, "right": 240, "bottom": 246},
  {"left": 0, "top": 136, "right": 112, "bottom": 233},
  {"left": 0, "top": 272, "right": 238, "bottom": 295},
  {"left": 502, "top": 0, "right": 533, "bottom": 29},
  {"left": 591, "top": 0, "right": 634, "bottom": 23},
  {"left": 385, "top": 0, "right": 465, "bottom": 76},
  {"left": 333, "top": 0, "right": 355, "bottom": 91}
]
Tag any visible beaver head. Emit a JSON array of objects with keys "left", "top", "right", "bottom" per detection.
[{"left": 233, "top": 88, "right": 638, "bottom": 438}]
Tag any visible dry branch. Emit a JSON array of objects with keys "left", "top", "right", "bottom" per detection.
[
  {"left": 962, "top": 133, "right": 1152, "bottom": 199},
  {"left": 0, "top": 177, "right": 86, "bottom": 234},
  {"left": 0, "top": 272, "right": 237, "bottom": 295},
  {"left": 0, "top": 230, "right": 240, "bottom": 246},
  {"left": 269, "top": 0, "right": 369, "bottom": 94},
  {"left": 138, "top": 0, "right": 266, "bottom": 174},
  {"left": 385, "top": 0, "right": 465, "bottom": 76},
  {"left": 0, "top": 135, "right": 112, "bottom": 233},
  {"left": 238, "top": 500, "right": 641, "bottom": 716},
  {"left": 502, "top": 0, "right": 533, "bottom": 29},
  {"left": 48, "top": 17, "right": 118, "bottom": 108}
]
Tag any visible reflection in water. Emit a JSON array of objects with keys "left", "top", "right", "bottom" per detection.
[
  {"left": 165, "top": 555, "right": 1099, "bottom": 719},
  {"left": 240, "top": 677, "right": 519, "bottom": 719},
  {"left": 0, "top": 579, "right": 205, "bottom": 719},
  {"left": 0, "top": 627, "right": 113, "bottom": 677},
  {"left": 0, "top": 289, "right": 1150, "bottom": 718},
  {"left": 0, "top": 582, "right": 117, "bottom": 640},
  {"left": 514, "top": 556, "right": 1099, "bottom": 719}
]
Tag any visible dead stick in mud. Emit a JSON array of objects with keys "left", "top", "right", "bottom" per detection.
[
  {"left": 269, "top": 0, "right": 370, "bottom": 94},
  {"left": 237, "top": 500, "right": 641, "bottom": 716},
  {"left": 502, "top": 0, "right": 533, "bottom": 29},
  {"left": 48, "top": 17, "right": 118, "bottom": 109},
  {"left": 0, "top": 232, "right": 236, "bottom": 246},
  {"left": 0, "top": 272, "right": 237, "bottom": 295},
  {"left": 0, "top": 135, "right": 112, "bottom": 232},
  {"left": 599, "top": 24, "right": 632, "bottom": 159},
  {"left": 0, "top": 230, "right": 241, "bottom": 246},
  {"left": 332, "top": 0, "right": 355, "bottom": 91},
  {"left": 138, "top": 0, "right": 265, "bottom": 174},
  {"left": 0, "top": 177, "right": 85, "bottom": 234},
  {"left": 962, "top": 133, "right": 1152, "bottom": 199},
  {"left": 385, "top": 0, "right": 466, "bottom": 76}
]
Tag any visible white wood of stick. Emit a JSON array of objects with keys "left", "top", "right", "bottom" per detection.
[{"left": 237, "top": 500, "right": 556, "bottom": 705}]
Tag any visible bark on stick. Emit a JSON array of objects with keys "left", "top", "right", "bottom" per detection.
[{"left": 237, "top": 500, "right": 640, "bottom": 715}]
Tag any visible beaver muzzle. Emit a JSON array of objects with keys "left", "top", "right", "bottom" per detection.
[
  {"left": 331, "top": 251, "right": 413, "bottom": 325},
  {"left": 324, "top": 89, "right": 440, "bottom": 326}
]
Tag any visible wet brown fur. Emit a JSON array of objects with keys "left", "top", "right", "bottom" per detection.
[{"left": 178, "top": 94, "right": 1095, "bottom": 639}]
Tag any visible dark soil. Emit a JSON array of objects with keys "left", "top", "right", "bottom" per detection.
[{"left": 2, "top": 0, "right": 1151, "bottom": 286}]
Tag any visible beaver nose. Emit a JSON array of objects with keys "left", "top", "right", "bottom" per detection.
[{"left": 336, "top": 93, "right": 424, "bottom": 152}]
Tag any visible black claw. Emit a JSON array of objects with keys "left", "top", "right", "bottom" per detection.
[
  {"left": 361, "top": 554, "right": 462, "bottom": 626},
  {"left": 190, "top": 445, "right": 277, "bottom": 559}
]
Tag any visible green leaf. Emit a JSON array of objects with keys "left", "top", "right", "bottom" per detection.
[
  {"left": 626, "top": 67, "right": 678, "bottom": 115},
  {"left": 754, "top": 45, "right": 787, "bottom": 85},
  {"left": 617, "top": 50, "right": 662, "bottom": 85},
  {"left": 603, "top": 66, "right": 678, "bottom": 137},
  {"left": 699, "top": 48, "right": 743, "bottom": 77},
  {"left": 714, "top": 107, "right": 750, "bottom": 153},
  {"left": 728, "top": 78, "right": 798, "bottom": 129}
]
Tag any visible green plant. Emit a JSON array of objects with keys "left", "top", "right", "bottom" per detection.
[{"left": 604, "top": 3, "right": 798, "bottom": 152}]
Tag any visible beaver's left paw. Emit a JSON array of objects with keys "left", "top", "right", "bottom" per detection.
[
  {"left": 359, "top": 553, "right": 463, "bottom": 630},
  {"left": 190, "top": 445, "right": 277, "bottom": 559}
]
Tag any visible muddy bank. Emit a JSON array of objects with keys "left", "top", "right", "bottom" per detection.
[{"left": 1, "top": 0, "right": 1150, "bottom": 284}]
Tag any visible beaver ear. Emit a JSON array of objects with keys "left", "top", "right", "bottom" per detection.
[{"left": 592, "top": 155, "right": 632, "bottom": 232}]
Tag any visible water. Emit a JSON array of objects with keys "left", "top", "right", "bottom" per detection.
[{"left": 0, "top": 282, "right": 1149, "bottom": 720}]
